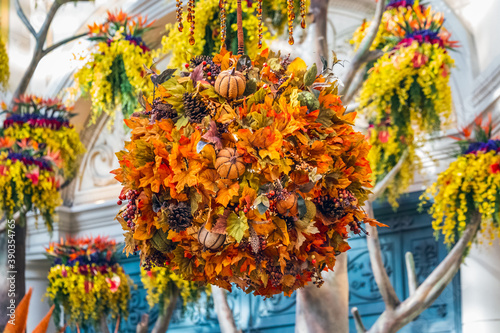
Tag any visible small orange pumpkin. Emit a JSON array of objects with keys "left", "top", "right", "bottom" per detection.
[
  {"left": 276, "top": 194, "right": 299, "bottom": 216},
  {"left": 198, "top": 226, "right": 226, "bottom": 250},
  {"left": 215, "top": 148, "right": 246, "bottom": 179},
  {"left": 215, "top": 68, "right": 246, "bottom": 99}
]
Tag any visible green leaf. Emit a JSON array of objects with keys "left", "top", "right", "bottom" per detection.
[
  {"left": 297, "top": 195, "right": 307, "bottom": 218},
  {"left": 244, "top": 78, "right": 258, "bottom": 96},
  {"left": 175, "top": 116, "right": 189, "bottom": 129},
  {"left": 247, "top": 88, "right": 267, "bottom": 109},
  {"left": 304, "top": 63, "right": 317, "bottom": 86},
  {"left": 227, "top": 211, "right": 249, "bottom": 242},
  {"left": 189, "top": 189, "right": 202, "bottom": 214},
  {"left": 268, "top": 58, "right": 282, "bottom": 72}
]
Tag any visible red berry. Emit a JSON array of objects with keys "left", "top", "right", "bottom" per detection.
[
  {"left": 207, "top": 72, "right": 212, "bottom": 76},
  {"left": 312, "top": 259, "right": 317, "bottom": 264},
  {"left": 244, "top": 207, "right": 248, "bottom": 213},
  {"left": 263, "top": 84, "right": 268, "bottom": 89},
  {"left": 263, "top": 63, "right": 268, "bottom": 67},
  {"left": 235, "top": 207, "right": 239, "bottom": 212},
  {"left": 202, "top": 61, "right": 207, "bottom": 65},
  {"left": 270, "top": 190, "right": 275, "bottom": 196},
  {"left": 117, "top": 200, "right": 122, "bottom": 205},
  {"left": 185, "top": 63, "right": 189, "bottom": 68},
  {"left": 165, "top": 261, "right": 170, "bottom": 266}
]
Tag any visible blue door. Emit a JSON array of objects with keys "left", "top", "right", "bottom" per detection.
[
  {"left": 348, "top": 192, "right": 462, "bottom": 333},
  {"left": 78, "top": 191, "right": 461, "bottom": 332}
]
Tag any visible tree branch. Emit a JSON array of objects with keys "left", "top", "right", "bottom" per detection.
[
  {"left": 365, "top": 202, "right": 400, "bottom": 309},
  {"left": 43, "top": 32, "right": 88, "bottom": 56},
  {"left": 341, "top": 0, "right": 386, "bottom": 96},
  {"left": 405, "top": 252, "right": 418, "bottom": 296},
  {"left": 343, "top": 50, "right": 384, "bottom": 105},
  {"left": 369, "top": 149, "right": 409, "bottom": 203},
  {"left": 135, "top": 314, "right": 149, "bottom": 333},
  {"left": 15, "top": 0, "right": 37, "bottom": 38},
  {"left": 351, "top": 307, "right": 367, "bottom": 333},
  {"left": 367, "top": 210, "right": 481, "bottom": 333},
  {"left": 212, "top": 286, "right": 241, "bottom": 333},
  {"left": 152, "top": 285, "right": 179, "bottom": 333},
  {"left": 11, "top": 0, "right": 91, "bottom": 100}
]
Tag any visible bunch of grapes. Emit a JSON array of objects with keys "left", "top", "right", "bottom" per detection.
[
  {"left": 314, "top": 189, "right": 357, "bottom": 220},
  {"left": 118, "top": 190, "right": 140, "bottom": 230}
]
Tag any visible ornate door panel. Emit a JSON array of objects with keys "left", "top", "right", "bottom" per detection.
[
  {"left": 71, "top": 192, "right": 460, "bottom": 332},
  {"left": 348, "top": 192, "right": 462, "bottom": 333}
]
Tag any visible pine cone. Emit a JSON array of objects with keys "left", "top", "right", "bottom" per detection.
[
  {"left": 168, "top": 202, "right": 193, "bottom": 233},
  {"left": 190, "top": 55, "right": 213, "bottom": 68},
  {"left": 150, "top": 102, "right": 177, "bottom": 122},
  {"left": 183, "top": 93, "right": 209, "bottom": 123}
]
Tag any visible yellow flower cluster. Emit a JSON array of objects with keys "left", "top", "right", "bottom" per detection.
[
  {"left": 368, "top": 125, "right": 420, "bottom": 207},
  {"left": 4, "top": 125, "right": 85, "bottom": 180},
  {"left": 141, "top": 266, "right": 210, "bottom": 311},
  {"left": 160, "top": 0, "right": 273, "bottom": 67},
  {"left": 0, "top": 33, "right": 8, "bottom": 91},
  {"left": 46, "top": 263, "right": 131, "bottom": 329},
  {"left": 71, "top": 40, "right": 153, "bottom": 123},
  {"left": 359, "top": 41, "right": 453, "bottom": 205},
  {"left": 422, "top": 151, "right": 500, "bottom": 246},
  {"left": 0, "top": 158, "right": 61, "bottom": 224},
  {"left": 359, "top": 41, "right": 453, "bottom": 131}
]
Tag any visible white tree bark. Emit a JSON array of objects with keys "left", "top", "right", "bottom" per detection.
[{"left": 295, "top": 253, "right": 349, "bottom": 333}]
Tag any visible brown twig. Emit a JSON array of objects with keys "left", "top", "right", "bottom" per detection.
[
  {"left": 236, "top": 0, "right": 244, "bottom": 55},
  {"left": 351, "top": 307, "right": 367, "bottom": 333}
]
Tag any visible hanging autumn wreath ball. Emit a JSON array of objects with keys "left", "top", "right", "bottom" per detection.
[
  {"left": 421, "top": 117, "right": 500, "bottom": 247},
  {"left": 113, "top": 49, "right": 378, "bottom": 297},
  {"left": 45, "top": 236, "right": 132, "bottom": 331},
  {"left": 71, "top": 10, "right": 155, "bottom": 123},
  {"left": 0, "top": 96, "right": 85, "bottom": 229},
  {"left": 351, "top": 1, "right": 458, "bottom": 206}
]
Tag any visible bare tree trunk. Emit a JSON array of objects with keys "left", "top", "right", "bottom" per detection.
[
  {"left": 212, "top": 286, "right": 240, "bottom": 333},
  {"left": 295, "top": 253, "right": 349, "bottom": 333},
  {"left": 151, "top": 285, "right": 180, "bottom": 333},
  {"left": 310, "top": 0, "right": 329, "bottom": 66},
  {"left": 100, "top": 316, "right": 110, "bottom": 333}
]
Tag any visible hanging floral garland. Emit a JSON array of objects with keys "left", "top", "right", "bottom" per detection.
[
  {"left": 161, "top": 0, "right": 308, "bottom": 68},
  {"left": 45, "top": 236, "right": 132, "bottom": 331},
  {"left": 141, "top": 266, "right": 211, "bottom": 313},
  {"left": 113, "top": 48, "right": 380, "bottom": 297},
  {"left": 351, "top": 1, "right": 458, "bottom": 206},
  {"left": 0, "top": 96, "right": 85, "bottom": 229},
  {"left": 0, "top": 32, "right": 9, "bottom": 91},
  {"left": 422, "top": 117, "right": 500, "bottom": 246},
  {"left": 71, "top": 10, "right": 155, "bottom": 122}
]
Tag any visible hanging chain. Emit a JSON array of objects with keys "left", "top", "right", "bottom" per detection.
[
  {"left": 176, "top": 0, "right": 184, "bottom": 32},
  {"left": 188, "top": 0, "right": 196, "bottom": 45},
  {"left": 287, "top": 0, "right": 295, "bottom": 45},
  {"left": 219, "top": 0, "right": 227, "bottom": 48}
]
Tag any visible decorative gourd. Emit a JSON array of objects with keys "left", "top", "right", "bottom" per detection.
[
  {"left": 198, "top": 226, "right": 226, "bottom": 250},
  {"left": 151, "top": 229, "right": 173, "bottom": 252},
  {"left": 215, "top": 148, "right": 246, "bottom": 179},
  {"left": 276, "top": 194, "right": 298, "bottom": 216},
  {"left": 215, "top": 68, "right": 246, "bottom": 99}
]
